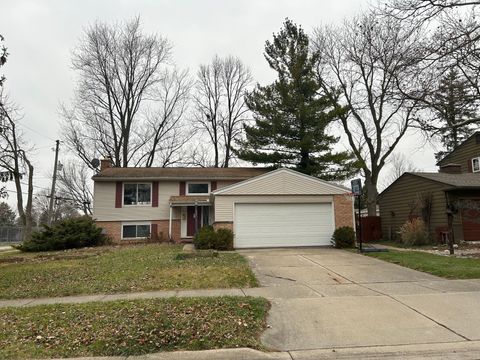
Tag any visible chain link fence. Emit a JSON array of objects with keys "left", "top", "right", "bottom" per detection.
[{"left": 0, "top": 226, "right": 41, "bottom": 244}]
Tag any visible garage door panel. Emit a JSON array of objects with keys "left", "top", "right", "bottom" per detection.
[{"left": 234, "top": 203, "right": 333, "bottom": 248}]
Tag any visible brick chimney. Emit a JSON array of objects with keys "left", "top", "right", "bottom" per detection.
[
  {"left": 439, "top": 164, "right": 462, "bottom": 174},
  {"left": 100, "top": 158, "right": 113, "bottom": 171}
]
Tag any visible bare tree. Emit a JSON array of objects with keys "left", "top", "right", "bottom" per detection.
[
  {"left": 193, "top": 55, "right": 252, "bottom": 167},
  {"left": 33, "top": 189, "right": 79, "bottom": 225},
  {"left": 57, "top": 160, "right": 94, "bottom": 215},
  {"left": 0, "top": 95, "right": 34, "bottom": 240},
  {"left": 313, "top": 13, "right": 423, "bottom": 215},
  {"left": 384, "top": 0, "right": 480, "bottom": 21},
  {"left": 385, "top": 153, "right": 421, "bottom": 186},
  {"left": 62, "top": 17, "right": 190, "bottom": 169}
]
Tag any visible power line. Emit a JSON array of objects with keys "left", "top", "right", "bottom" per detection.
[{"left": 16, "top": 122, "right": 57, "bottom": 141}]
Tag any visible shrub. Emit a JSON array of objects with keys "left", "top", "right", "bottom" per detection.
[
  {"left": 399, "top": 218, "right": 430, "bottom": 246},
  {"left": 193, "top": 226, "right": 234, "bottom": 250},
  {"left": 193, "top": 225, "right": 216, "bottom": 250},
  {"left": 214, "top": 228, "right": 234, "bottom": 250},
  {"left": 331, "top": 226, "right": 355, "bottom": 248},
  {"left": 19, "top": 216, "right": 107, "bottom": 252}
]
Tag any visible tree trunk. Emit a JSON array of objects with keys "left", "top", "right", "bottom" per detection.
[{"left": 364, "top": 175, "right": 379, "bottom": 216}]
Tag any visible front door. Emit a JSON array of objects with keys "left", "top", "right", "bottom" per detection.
[{"left": 187, "top": 206, "right": 197, "bottom": 237}]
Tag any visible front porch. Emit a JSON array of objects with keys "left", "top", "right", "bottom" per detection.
[{"left": 169, "top": 196, "right": 213, "bottom": 241}]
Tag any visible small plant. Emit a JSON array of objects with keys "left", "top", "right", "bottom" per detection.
[
  {"left": 18, "top": 216, "right": 108, "bottom": 252},
  {"left": 399, "top": 218, "right": 430, "bottom": 246},
  {"left": 193, "top": 226, "right": 234, "bottom": 250},
  {"left": 331, "top": 226, "right": 355, "bottom": 248}
]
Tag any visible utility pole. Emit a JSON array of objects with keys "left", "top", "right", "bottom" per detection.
[{"left": 47, "top": 140, "right": 60, "bottom": 225}]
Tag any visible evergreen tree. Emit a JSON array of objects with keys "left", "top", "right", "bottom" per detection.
[
  {"left": 434, "top": 68, "right": 479, "bottom": 160},
  {"left": 0, "top": 202, "right": 16, "bottom": 225},
  {"left": 235, "top": 19, "right": 358, "bottom": 180}
]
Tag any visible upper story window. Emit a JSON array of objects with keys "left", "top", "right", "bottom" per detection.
[
  {"left": 472, "top": 157, "right": 480, "bottom": 173},
  {"left": 186, "top": 182, "right": 210, "bottom": 195},
  {"left": 123, "top": 183, "right": 151, "bottom": 205}
]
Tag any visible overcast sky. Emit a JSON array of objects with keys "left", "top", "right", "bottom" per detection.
[{"left": 1, "top": 0, "right": 438, "bottom": 206}]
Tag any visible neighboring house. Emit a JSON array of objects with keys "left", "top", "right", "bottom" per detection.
[
  {"left": 92, "top": 161, "right": 354, "bottom": 248},
  {"left": 379, "top": 132, "right": 480, "bottom": 242}
]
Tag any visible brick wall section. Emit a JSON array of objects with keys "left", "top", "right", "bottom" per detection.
[
  {"left": 96, "top": 220, "right": 181, "bottom": 243},
  {"left": 333, "top": 194, "right": 354, "bottom": 228},
  {"left": 212, "top": 221, "right": 234, "bottom": 232}
]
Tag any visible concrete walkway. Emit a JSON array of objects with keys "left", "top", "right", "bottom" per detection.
[{"left": 240, "top": 248, "right": 480, "bottom": 353}]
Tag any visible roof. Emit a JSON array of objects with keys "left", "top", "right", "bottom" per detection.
[
  {"left": 436, "top": 131, "right": 480, "bottom": 166},
  {"left": 169, "top": 195, "right": 211, "bottom": 206},
  {"left": 380, "top": 172, "right": 480, "bottom": 197},
  {"left": 92, "top": 167, "right": 271, "bottom": 181},
  {"left": 409, "top": 172, "right": 480, "bottom": 188},
  {"left": 212, "top": 168, "right": 350, "bottom": 196}
]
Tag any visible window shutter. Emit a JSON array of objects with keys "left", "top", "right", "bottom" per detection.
[
  {"left": 151, "top": 223, "right": 158, "bottom": 240},
  {"left": 468, "top": 159, "right": 473, "bottom": 173},
  {"left": 152, "top": 181, "right": 159, "bottom": 207},
  {"left": 179, "top": 181, "right": 186, "bottom": 195},
  {"left": 115, "top": 182, "right": 122, "bottom": 208},
  {"left": 211, "top": 181, "right": 217, "bottom": 191}
]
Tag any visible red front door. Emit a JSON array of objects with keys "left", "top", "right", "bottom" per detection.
[{"left": 187, "top": 207, "right": 197, "bottom": 237}]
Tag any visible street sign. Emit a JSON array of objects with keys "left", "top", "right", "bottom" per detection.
[{"left": 351, "top": 178, "right": 362, "bottom": 196}]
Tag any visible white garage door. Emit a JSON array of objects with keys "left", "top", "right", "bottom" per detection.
[{"left": 234, "top": 203, "right": 334, "bottom": 248}]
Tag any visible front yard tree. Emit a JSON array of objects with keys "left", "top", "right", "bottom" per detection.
[
  {"left": 236, "top": 19, "right": 357, "bottom": 180},
  {"left": 0, "top": 97, "right": 35, "bottom": 241},
  {"left": 313, "top": 13, "right": 422, "bottom": 215},
  {"left": 61, "top": 17, "right": 190, "bottom": 169}
]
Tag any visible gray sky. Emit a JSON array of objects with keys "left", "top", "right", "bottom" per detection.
[{"left": 1, "top": 0, "right": 438, "bottom": 206}]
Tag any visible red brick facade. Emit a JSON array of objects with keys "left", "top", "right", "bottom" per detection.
[
  {"left": 333, "top": 194, "right": 354, "bottom": 229},
  {"left": 212, "top": 221, "right": 234, "bottom": 232},
  {"left": 97, "top": 219, "right": 181, "bottom": 243}
]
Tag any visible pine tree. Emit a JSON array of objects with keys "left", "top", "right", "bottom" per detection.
[
  {"left": 0, "top": 202, "right": 16, "bottom": 225},
  {"left": 235, "top": 19, "right": 358, "bottom": 180},
  {"left": 434, "top": 68, "right": 479, "bottom": 160}
]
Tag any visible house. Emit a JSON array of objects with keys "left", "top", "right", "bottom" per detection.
[
  {"left": 92, "top": 161, "right": 354, "bottom": 248},
  {"left": 379, "top": 132, "right": 480, "bottom": 242}
]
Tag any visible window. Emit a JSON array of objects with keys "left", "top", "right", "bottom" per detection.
[
  {"left": 122, "top": 223, "right": 151, "bottom": 239},
  {"left": 187, "top": 182, "right": 210, "bottom": 195},
  {"left": 124, "top": 183, "right": 151, "bottom": 205},
  {"left": 473, "top": 157, "right": 480, "bottom": 173}
]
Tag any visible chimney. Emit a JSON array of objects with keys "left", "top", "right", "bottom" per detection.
[
  {"left": 100, "top": 158, "right": 113, "bottom": 171},
  {"left": 439, "top": 164, "right": 462, "bottom": 174}
]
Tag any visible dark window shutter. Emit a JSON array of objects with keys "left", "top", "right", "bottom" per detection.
[
  {"left": 115, "top": 182, "right": 122, "bottom": 208},
  {"left": 151, "top": 223, "right": 158, "bottom": 240},
  {"left": 152, "top": 181, "right": 159, "bottom": 207},
  {"left": 211, "top": 181, "right": 217, "bottom": 191},
  {"left": 179, "top": 181, "right": 185, "bottom": 195},
  {"left": 468, "top": 159, "right": 473, "bottom": 173}
]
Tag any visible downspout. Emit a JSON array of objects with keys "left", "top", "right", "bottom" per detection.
[{"left": 168, "top": 204, "right": 173, "bottom": 241}]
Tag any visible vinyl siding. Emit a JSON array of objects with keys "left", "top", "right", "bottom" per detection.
[
  {"left": 93, "top": 181, "right": 180, "bottom": 221},
  {"left": 214, "top": 195, "right": 334, "bottom": 222},
  {"left": 438, "top": 135, "right": 480, "bottom": 173},
  {"left": 216, "top": 170, "right": 346, "bottom": 195},
  {"left": 379, "top": 174, "right": 455, "bottom": 240}
]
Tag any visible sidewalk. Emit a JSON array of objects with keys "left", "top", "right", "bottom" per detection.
[
  {"left": 0, "top": 288, "right": 248, "bottom": 308},
  {"left": 48, "top": 341, "right": 480, "bottom": 360}
]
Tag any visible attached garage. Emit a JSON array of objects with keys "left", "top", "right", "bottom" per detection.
[
  {"left": 212, "top": 168, "right": 354, "bottom": 248},
  {"left": 235, "top": 203, "right": 334, "bottom": 248}
]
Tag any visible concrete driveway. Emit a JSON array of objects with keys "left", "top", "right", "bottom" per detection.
[{"left": 239, "top": 248, "right": 480, "bottom": 353}]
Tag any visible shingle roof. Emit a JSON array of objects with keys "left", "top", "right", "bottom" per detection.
[
  {"left": 92, "top": 167, "right": 272, "bottom": 181},
  {"left": 409, "top": 172, "right": 480, "bottom": 188}
]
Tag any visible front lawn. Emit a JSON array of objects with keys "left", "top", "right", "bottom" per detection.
[
  {"left": 0, "top": 296, "right": 269, "bottom": 359},
  {"left": 0, "top": 244, "right": 258, "bottom": 299},
  {"left": 366, "top": 250, "right": 480, "bottom": 279}
]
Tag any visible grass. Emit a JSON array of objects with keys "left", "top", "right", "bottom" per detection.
[
  {"left": 0, "top": 296, "right": 269, "bottom": 359},
  {"left": 366, "top": 250, "right": 480, "bottom": 279},
  {"left": 0, "top": 244, "right": 258, "bottom": 299}
]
